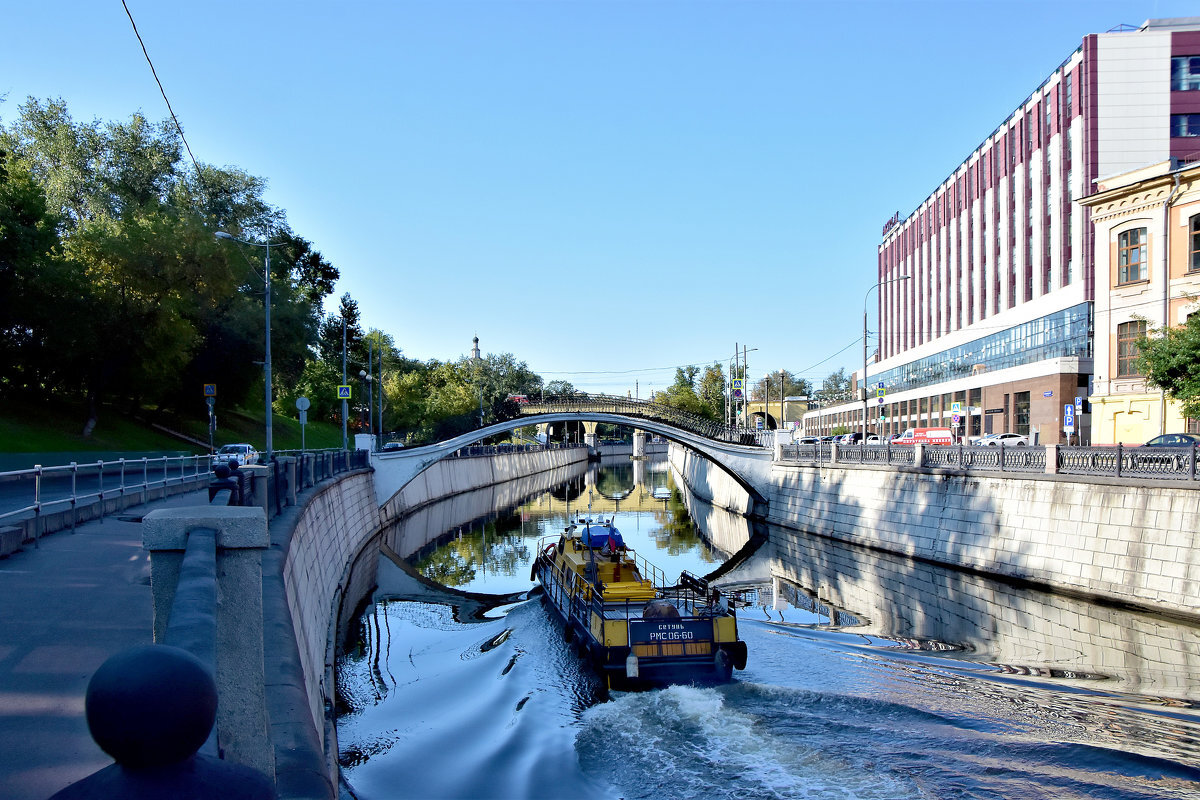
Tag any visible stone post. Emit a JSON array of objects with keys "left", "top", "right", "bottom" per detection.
[
  {"left": 632, "top": 430, "right": 646, "bottom": 458},
  {"left": 1044, "top": 445, "right": 1060, "bottom": 474},
  {"left": 142, "top": 506, "right": 274, "bottom": 780}
]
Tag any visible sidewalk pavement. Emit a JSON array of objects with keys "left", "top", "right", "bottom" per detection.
[{"left": 0, "top": 488, "right": 211, "bottom": 800}]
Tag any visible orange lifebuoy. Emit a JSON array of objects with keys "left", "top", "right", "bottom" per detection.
[{"left": 542, "top": 543, "right": 557, "bottom": 558}]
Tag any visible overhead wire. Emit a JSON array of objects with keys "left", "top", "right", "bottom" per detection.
[{"left": 121, "top": 0, "right": 211, "bottom": 197}]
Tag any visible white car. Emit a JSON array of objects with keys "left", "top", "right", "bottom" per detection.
[
  {"left": 212, "top": 443, "right": 259, "bottom": 468},
  {"left": 979, "top": 432, "right": 1028, "bottom": 447}
]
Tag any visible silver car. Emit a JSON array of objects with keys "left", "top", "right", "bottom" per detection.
[{"left": 212, "top": 443, "right": 259, "bottom": 467}]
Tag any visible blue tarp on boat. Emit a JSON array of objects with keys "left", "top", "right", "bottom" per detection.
[{"left": 580, "top": 522, "right": 625, "bottom": 550}]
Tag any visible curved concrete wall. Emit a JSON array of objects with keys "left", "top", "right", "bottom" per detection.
[
  {"left": 379, "top": 448, "right": 590, "bottom": 524},
  {"left": 667, "top": 444, "right": 755, "bottom": 516}
]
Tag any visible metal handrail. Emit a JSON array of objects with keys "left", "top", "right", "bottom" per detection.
[
  {"left": 521, "top": 394, "right": 766, "bottom": 447},
  {"left": 778, "top": 442, "right": 1200, "bottom": 483}
]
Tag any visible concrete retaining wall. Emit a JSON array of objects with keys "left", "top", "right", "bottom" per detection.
[
  {"left": 380, "top": 447, "right": 590, "bottom": 525},
  {"left": 280, "top": 470, "right": 380, "bottom": 778},
  {"left": 668, "top": 443, "right": 1200, "bottom": 619},
  {"left": 667, "top": 445, "right": 755, "bottom": 516}
]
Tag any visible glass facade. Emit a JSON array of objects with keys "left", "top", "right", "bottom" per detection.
[
  {"left": 1171, "top": 56, "right": 1200, "bottom": 91},
  {"left": 872, "top": 302, "right": 1093, "bottom": 395}
]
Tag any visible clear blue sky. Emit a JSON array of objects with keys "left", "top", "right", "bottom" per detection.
[{"left": 3, "top": 1, "right": 1196, "bottom": 396}]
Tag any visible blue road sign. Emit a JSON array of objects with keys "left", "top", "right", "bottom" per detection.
[{"left": 337, "top": 385, "right": 352, "bottom": 399}]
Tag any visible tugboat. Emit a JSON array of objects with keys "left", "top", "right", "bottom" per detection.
[{"left": 531, "top": 514, "right": 747, "bottom": 689}]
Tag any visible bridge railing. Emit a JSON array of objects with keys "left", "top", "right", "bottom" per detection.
[
  {"left": 447, "top": 442, "right": 586, "bottom": 459},
  {"left": 520, "top": 394, "right": 765, "bottom": 446},
  {"left": 779, "top": 442, "right": 1200, "bottom": 483}
]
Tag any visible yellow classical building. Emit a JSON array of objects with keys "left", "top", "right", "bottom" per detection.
[{"left": 1080, "top": 160, "right": 1200, "bottom": 444}]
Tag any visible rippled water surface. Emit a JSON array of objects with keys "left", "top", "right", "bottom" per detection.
[{"left": 335, "top": 456, "right": 1200, "bottom": 799}]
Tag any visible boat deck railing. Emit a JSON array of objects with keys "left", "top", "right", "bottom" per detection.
[{"left": 536, "top": 535, "right": 733, "bottom": 631}]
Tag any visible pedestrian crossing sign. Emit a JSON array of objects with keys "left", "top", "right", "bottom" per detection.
[{"left": 337, "top": 385, "right": 352, "bottom": 399}]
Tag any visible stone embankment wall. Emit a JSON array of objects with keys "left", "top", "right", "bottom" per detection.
[
  {"left": 668, "top": 443, "right": 1200, "bottom": 619},
  {"left": 667, "top": 446, "right": 755, "bottom": 516},
  {"left": 379, "top": 447, "right": 590, "bottom": 523}
]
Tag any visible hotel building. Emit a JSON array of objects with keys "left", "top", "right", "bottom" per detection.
[{"left": 808, "top": 17, "right": 1200, "bottom": 443}]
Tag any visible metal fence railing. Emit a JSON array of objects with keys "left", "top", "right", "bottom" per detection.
[
  {"left": 778, "top": 442, "right": 1200, "bottom": 483},
  {"left": 448, "top": 442, "right": 587, "bottom": 459},
  {"left": 1, "top": 449, "right": 375, "bottom": 547},
  {"left": 521, "top": 395, "right": 765, "bottom": 447},
  {"left": 0, "top": 455, "right": 213, "bottom": 545}
]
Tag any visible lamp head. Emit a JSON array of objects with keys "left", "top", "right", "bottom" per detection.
[{"left": 214, "top": 231, "right": 234, "bottom": 241}]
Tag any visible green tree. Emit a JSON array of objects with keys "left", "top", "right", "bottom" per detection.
[
  {"left": 1137, "top": 312, "right": 1200, "bottom": 419},
  {"left": 813, "top": 368, "right": 852, "bottom": 406},
  {"left": 657, "top": 366, "right": 706, "bottom": 416},
  {"left": 696, "top": 363, "right": 726, "bottom": 420},
  {"left": 751, "top": 370, "right": 811, "bottom": 401},
  {"left": 0, "top": 149, "right": 73, "bottom": 397}
]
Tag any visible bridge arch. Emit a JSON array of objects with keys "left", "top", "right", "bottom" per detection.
[{"left": 371, "top": 411, "right": 772, "bottom": 519}]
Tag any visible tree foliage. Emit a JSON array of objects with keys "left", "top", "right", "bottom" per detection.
[
  {"left": 812, "top": 368, "right": 852, "bottom": 405},
  {"left": 1138, "top": 313, "right": 1200, "bottom": 419},
  {"left": 0, "top": 97, "right": 337, "bottom": 432},
  {"left": 751, "top": 369, "right": 810, "bottom": 401}
]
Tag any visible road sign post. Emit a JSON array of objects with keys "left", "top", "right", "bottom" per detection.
[
  {"left": 204, "top": 385, "right": 217, "bottom": 455},
  {"left": 1063, "top": 403, "right": 1075, "bottom": 444}
]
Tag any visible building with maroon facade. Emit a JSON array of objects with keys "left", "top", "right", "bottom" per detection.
[{"left": 808, "top": 18, "right": 1200, "bottom": 444}]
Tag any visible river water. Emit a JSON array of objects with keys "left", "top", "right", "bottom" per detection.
[{"left": 335, "top": 456, "right": 1200, "bottom": 800}]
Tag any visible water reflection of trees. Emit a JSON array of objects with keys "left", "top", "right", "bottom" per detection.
[
  {"left": 594, "top": 462, "right": 634, "bottom": 499},
  {"left": 413, "top": 515, "right": 532, "bottom": 588},
  {"left": 649, "top": 485, "right": 720, "bottom": 564}
]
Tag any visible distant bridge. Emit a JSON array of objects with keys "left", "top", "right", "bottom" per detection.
[{"left": 372, "top": 395, "right": 775, "bottom": 516}]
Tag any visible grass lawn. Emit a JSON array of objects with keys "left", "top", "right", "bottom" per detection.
[{"left": 0, "top": 397, "right": 346, "bottom": 456}]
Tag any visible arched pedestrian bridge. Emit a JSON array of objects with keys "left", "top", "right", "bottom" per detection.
[{"left": 372, "top": 395, "right": 775, "bottom": 517}]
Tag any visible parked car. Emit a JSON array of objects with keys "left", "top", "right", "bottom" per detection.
[
  {"left": 1143, "top": 433, "right": 1200, "bottom": 447},
  {"left": 212, "top": 443, "right": 258, "bottom": 468},
  {"left": 382, "top": 441, "right": 404, "bottom": 451},
  {"left": 795, "top": 436, "right": 820, "bottom": 445},
  {"left": 979, "top": 432, "right": 1028, "bottom": 446}
]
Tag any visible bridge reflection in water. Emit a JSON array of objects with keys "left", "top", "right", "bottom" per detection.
[{"left": 337, "top": 454, "right": 1200, "bottom": 800}]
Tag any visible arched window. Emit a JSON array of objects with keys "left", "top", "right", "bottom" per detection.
[
  {"left": 1118, "top": 228, "right": 1147, "bottom": 284},
  {"left": 1117, "top": 320, "right": 1147, "bottom": 377}
]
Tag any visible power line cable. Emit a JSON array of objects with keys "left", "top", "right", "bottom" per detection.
[{"left": 121, "top": 0, "right": 210, "bottom": 196}]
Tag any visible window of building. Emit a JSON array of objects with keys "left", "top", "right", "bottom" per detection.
[
  {"left": 1118, "top": 228, "right": 1147, "bottom": 284},
  {"left": 1172, "top": 114, "right": 1200, "bottom": 137},
  {"left": 1014, "top": 391, "right": 1030, "bottom": 436},
  {"left": 1064, "top": 72, "right": 1073, "bottom": 111},
  {"left": 1191, "top": 215, "right": 1200, "bottom": 273},
  {"left": 1171, "top": 56, "right": 1200, "bottom": 91},
  {"left": 1117, "top": 320, "right": 1147, "bottom": 377}
]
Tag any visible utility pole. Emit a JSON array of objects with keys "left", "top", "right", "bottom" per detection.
[{"left": 341, "top": 317, "right": 347, "bottom": 450}]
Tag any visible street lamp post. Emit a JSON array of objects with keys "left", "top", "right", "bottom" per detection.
[
  {"left": 863, "top": 275, "right": 911, "bottom": 444},
  {"left": 215, "top": 230, "right": 281, "bottom": 464},
  {"left": 359, "top": 369, "right": 373, "bottom": 443}
]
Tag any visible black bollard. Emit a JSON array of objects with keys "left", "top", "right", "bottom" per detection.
[
  {"left": 49, "top": 644, "right": 275, "bottom": 799},
  {"left": 207, "top": 463, "right": 240, "bottom": 505}
]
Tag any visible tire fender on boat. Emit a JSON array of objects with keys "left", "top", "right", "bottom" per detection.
[{"left": 725, "top": 641, "right": 748, "bottom": 671}]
